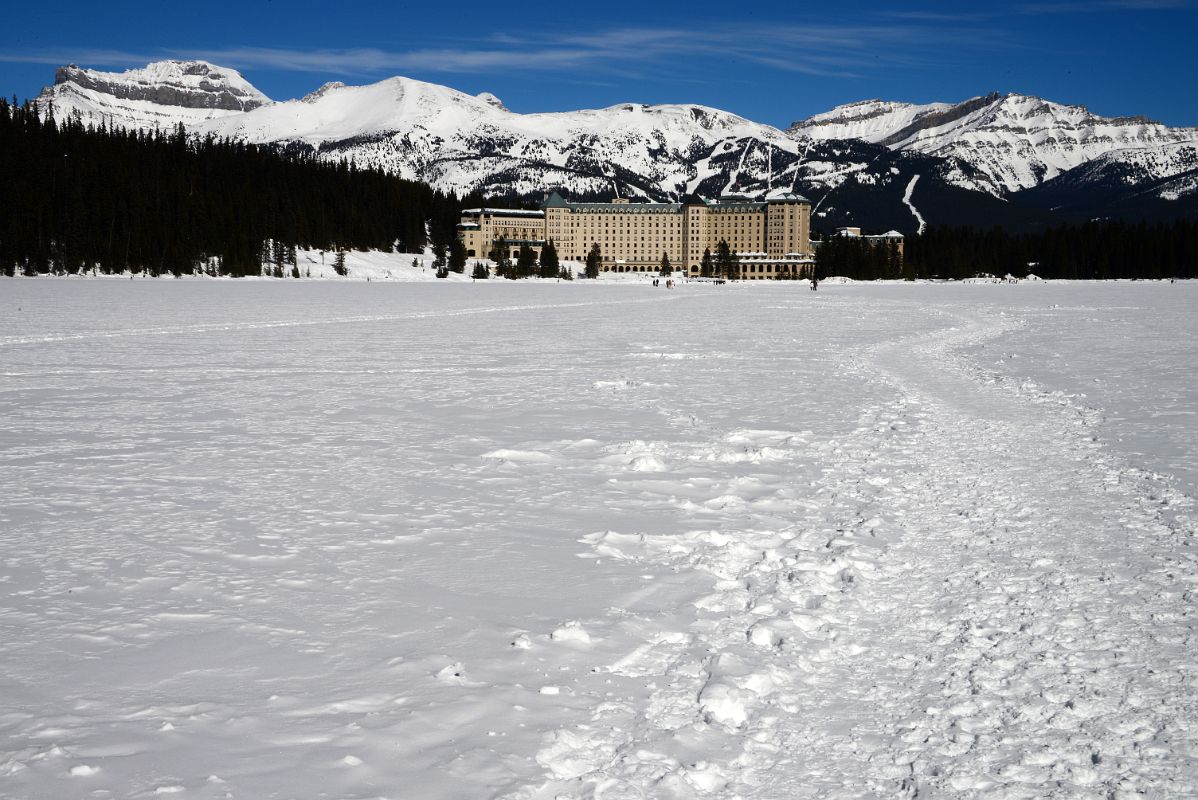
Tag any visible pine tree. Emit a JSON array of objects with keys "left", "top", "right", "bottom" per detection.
[
  {"left": 902, "top": 241, "right": 918, "bottom": 281},
  {"left": 472, "top": 261, "right": 489, "bottom": 279},
  {"left": 333, "top": 249, "right": 347, "bottom": 276},
  {"left": 585, "top": 242, "right": 602, "bottom": 279},
  {"left": 490, "top": 236, "right": 512, "bottom": 277},
  {"left": 700, "top": 247, "right": 714, "bottom": 278},
  {"left": 659, "top": 252, "right": 672, "bottom": 276},
  {"left": 516, "top": 244, "right": 537, "bottom": 278},
  {"left": 540, "top": 239, "right": 560, "bottom": 278},
  {"left": 448, "top": 238, "right": 467, "bottom": 273},
  {"left": 715, "top": 239, "right": 736, "bottom": 279}
]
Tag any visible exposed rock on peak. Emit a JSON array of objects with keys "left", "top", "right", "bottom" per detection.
[
  {"left": 52, "top": 60, "right": 270, "bottom": 112},
  {"left": 303, "top": 82, "right": 347, "bottom": 103},
  {"left": 476, "top": 92, "right": 507, "bottom": 111}
]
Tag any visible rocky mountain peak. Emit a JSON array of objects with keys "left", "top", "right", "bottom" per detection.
[{"left": 51, "top": 60, "right": 270, "bottom": 112}]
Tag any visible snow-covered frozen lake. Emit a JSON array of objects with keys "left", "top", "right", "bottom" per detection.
[{"left": 1, "top": 280, "right": 1195, "bottom": 799}]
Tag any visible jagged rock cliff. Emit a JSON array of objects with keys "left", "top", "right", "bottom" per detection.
[{"left": 36, "top": 60, "right": 271, "bottom": 128}]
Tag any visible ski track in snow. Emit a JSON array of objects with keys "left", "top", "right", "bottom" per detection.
[
  {"left": 722, "top": 141, "right": 752, "bottom": 196},
  {"left": 788, "top": 140, "right": 812, "bottom": 195},
  {"left": 904, "top": 174, "right": 927, "bottom": 235},
  {"left": 0, "top": 282, "right": 1195, "bottom": 799}
]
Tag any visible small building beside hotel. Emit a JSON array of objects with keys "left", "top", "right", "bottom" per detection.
[
  {"left": 820, "top": 226, "right": 906, "bottom": 260},
  {"left": 457, "top": 207, "right": 546, "bottom": 260}
]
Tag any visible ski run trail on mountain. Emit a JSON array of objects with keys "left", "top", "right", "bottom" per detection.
[
  {"left": 900, "top": 176, "right": 929, "bottom": 235},
  {"left": 903, "top": 175, "right": 927, "bottom": 236},
  {"left": 1, "top": 280, "right": 1195, "bottom": 800}
]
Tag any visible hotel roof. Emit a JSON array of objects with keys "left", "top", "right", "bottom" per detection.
[
  {"left": 541, "top": 190, "right": 810, "bottom": 212},
  {"left": 461, "top": 207, "right": 545, "bottom": 217}
]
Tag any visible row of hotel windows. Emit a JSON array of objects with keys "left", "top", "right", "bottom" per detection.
[
  {"left": 500, "top": 219, "right": 796, "bottom": 228},
  {"left": 547, "top": 216, "right": 768, "bottom": 224},
  {"left": 484, "top": 231, "right": 801, "bottom": 247},
  {"left": 547, "top": 227, "right": 766, "bottom": 236}
]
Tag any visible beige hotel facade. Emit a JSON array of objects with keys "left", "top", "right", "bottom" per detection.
[{"left": 458, "top": 192, "right": 817, "bottom": 279}]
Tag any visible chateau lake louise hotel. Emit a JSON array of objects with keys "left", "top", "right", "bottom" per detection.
[{"left": 458, "top": 192, "right": 836, "bottom": 279}]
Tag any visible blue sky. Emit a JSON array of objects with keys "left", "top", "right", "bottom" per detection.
[{"left": 2, "top": 0, "right": 1195, "bottom": 127}]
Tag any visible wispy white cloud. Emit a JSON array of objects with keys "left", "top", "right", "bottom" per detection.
[
  {"left": 0, "top": 19, "right": 998, "bottom": 83},
  {"left": 0, "top": 48, "right": 162, "bottom": 67}
]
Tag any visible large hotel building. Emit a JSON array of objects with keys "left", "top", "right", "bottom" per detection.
[{"left": 458, "top": 192, "right": 818, "bottom": 279}]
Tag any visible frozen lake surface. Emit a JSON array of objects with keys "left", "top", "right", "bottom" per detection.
[{"left": 1, "top": 280, "right": 1195, "bottom": 799}]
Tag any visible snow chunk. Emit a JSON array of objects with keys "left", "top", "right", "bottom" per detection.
[
  {"left": 550, "top": 621, "right": 593, "bottom": 645},
  {"left": 481, "top": 448, "right": 556, "bottom": 463},
  {"left": 698, "top": 681, "right": 751, "bottom": 728}
]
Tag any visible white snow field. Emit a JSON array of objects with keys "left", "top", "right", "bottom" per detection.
[{"left": 1, "top": 281, "right": 1195, "bottom": 799}]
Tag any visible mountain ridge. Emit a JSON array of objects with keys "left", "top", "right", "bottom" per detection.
[{"left": 30, "top": 60, "right": 1198, "bottom": 232}]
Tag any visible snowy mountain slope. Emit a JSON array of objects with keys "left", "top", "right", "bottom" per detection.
[
  {"left": 798, "top": 144, "right": 1058, "bottom": 234},
  {"left": 792, "top": 92, "right": 1198, "bottom": 195},
  {"left": 34, "top": 61, "right": 271, "bottom": 129},
  {"left": 1015, "top": 141, "right": 1198, "bottom": 220},
  {"left": 1043, "top": 140, "right": 1198, "bottom": 192}
]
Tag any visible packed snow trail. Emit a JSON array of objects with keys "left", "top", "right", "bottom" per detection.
[{"left": 504, "top": 301, "right": 1197, "bottom": 798}]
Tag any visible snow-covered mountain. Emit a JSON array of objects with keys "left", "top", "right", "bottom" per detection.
[
  {"left": 34, "top": 61, "right": 892, "bottom": 210},
  {"left": 790, "top": 93, "right": 1198, "bottom": 194},
  {"left": 35, "top": 61, "right": 271, "bottom": 129},
  {"left": 196, "top": 74, "right": 817, "bottom": 201},
  {"left": 29, "top": 60, "right": 1198, "bottom": 229}
]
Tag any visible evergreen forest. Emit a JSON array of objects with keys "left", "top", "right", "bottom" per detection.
[
  {"left": 0, "top": 98, "right": 470, "bottom": 277},
  {"left": 815, "top": 222, "right": 1198, "bottom": 281}
]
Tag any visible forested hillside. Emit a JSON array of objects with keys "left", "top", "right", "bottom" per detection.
[
  {"left": 0, "top": 99, "right": 467, "bottom": 276},
  {"left": 815, "top": 222, "right": 1198, "bottom": 281}
]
